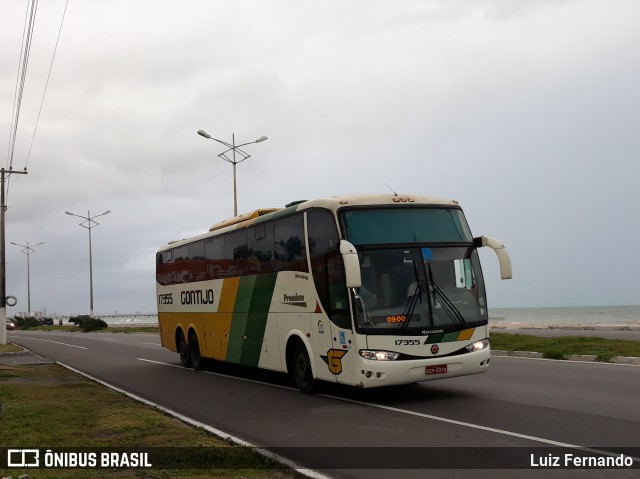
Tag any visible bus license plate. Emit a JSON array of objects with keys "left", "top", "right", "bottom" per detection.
[{"left": 426, "top": 365, "right": 447, "bottom": 375}]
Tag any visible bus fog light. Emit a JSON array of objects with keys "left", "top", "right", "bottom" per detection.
[
  {"left": 360, "top": 350, "right": 400, "bottom": 361},
  {"left": 465, "top": 339, "right": 489, "bottom": 352}
]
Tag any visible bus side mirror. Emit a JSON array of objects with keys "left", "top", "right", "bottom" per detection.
[
  {"left": 340, "top": 240, "right": 362, "bottom": 288},
  {"left": 474, "top": 236, "right": 513, "bottom": 280}
]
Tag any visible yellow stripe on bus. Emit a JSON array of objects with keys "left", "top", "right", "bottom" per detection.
[
  {"left": 457, "top": 328, "right": 475, "bottom": 341},
  {"left": 204, "top": 277, "right": 241, "bottom": 360}
]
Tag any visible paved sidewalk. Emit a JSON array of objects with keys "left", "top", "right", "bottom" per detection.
[{"left": 0, "top": 346, "right": 52, "bottom": 367}]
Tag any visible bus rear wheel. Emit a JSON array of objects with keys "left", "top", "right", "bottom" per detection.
[
  {"left": 189, "top": 332, "right": 202, "bottom": 371},
  {"left": 292, "top": 341, "right": 316, "bottom": 393},
  {"left": 178, "top": 331, "right": 191, "bottom": 368}
]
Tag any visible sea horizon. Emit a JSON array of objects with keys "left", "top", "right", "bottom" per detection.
[{"left": 489, "top": 304, "right": 640, "bottom": 325}]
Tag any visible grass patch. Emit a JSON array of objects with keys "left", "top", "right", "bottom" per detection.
[
  {"left": 0, "top": 342, "right": 22, "bottom": 353},
  {"left": 0, "top": 364, "right": 295, "bottom": 478},
  {"left": 490, "top": 333, "right": 640, "bottom": 361}
]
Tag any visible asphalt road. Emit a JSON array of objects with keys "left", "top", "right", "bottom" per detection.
[{"left": 6, "top": 330, "right": 640, "bottom": 479}]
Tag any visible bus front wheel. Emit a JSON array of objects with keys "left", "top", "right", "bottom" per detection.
[
  {"left": 292, "top": 341, "right": 316, "bottom": 393},
  {"left": 189, "top": 332, "right": 202, "bottom": 371},
  {"left": 178, "top": 331, "right": 191, "bottom": 368}
]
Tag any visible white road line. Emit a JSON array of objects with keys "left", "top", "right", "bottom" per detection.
[
  {"left": 9, "top": 335, "right": 88, "bottom": 350},
  {"left": 137, "top": 358, "right": 639, "bottom": 464},
  {"left": 142, "top": 342, "right": 161, "bottom": 346},
  {"left": 136, "top": 358, "right": 296, "bottom": 391},
  {"left": 319, "top": 392, "right": 640, "bottom": 463},
  {"left": 57, "top": 361, "right": 332, "bottom": 479}
]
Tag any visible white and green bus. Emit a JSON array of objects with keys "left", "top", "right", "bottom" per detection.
[{"left": 156, "top": 194, "right": 512, "bottom": 392}]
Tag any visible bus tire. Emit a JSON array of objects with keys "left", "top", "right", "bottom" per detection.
[
  {"left": 178, "top": 331, "right": 191, "bottom": 368},
  {"left": 189, "top": 332, "right": 202, "bottom": 371},
  {"left": 292, "top": 340, "right": 316, "bottom": 393}
]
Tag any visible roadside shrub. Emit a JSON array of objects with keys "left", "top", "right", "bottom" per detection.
[
  {"left": 68, "top": 315, "right": 108, "bottom": 332},
  {"left": 79, "top": 318, "right": 108, "bottom": 332},
  {"left": 13, "top": 317, "right": 41, "bottom": 329}
]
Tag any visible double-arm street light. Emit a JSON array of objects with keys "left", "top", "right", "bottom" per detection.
[
  {"left": 65, "top": 210, "right": 110, "bottom": 317},
  {"left": 197, "top": 130, "right": 268, "bottom": 216},
  {"left": 10, "top": 241, "right": 44, "bottom": 315}
]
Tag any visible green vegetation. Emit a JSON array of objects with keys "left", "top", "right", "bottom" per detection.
[
  {"left": 0, "top": 363, "right": 295, "bottom": 478},
  {"left": 490, "top": 332, "right": 640, "bottom": 361},
  {"left": 68, "top": 316, "right": 109, "bottom": 332},
  {"left": 11, "top": 322, "right": 159, "bottom": 334},
  {"left": 12, "top": 316, "right": 43, "bottom": 329},
  {"left": 0, "top": 342, "right": 22, "bottom": 353}
]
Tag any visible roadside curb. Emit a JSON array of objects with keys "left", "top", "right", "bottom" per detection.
[
  {"left": 0, "top": 344, "right": 29, "bottom": 356},
  {"left": 492, "top": 350, "right": 640, "bottom": 364}
]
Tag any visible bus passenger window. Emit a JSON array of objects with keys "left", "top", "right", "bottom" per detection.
[
  {"left": 224, "top": 230, "right": 249, "bottom": 277},
  {"left": 205, "top": 237, "right": 224, "bottom": 279},
  {"left": 274, "top": 214, "right": 308, "bottom": 272}
]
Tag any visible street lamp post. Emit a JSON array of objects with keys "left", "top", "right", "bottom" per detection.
[
  {"left": 197, "top": 130, "right": 268, "bottom": 216},
  {"left": 65, "top": 210, "right": 110, "bottom": 317},
  {"left": 10, "top": 241, "right": 44, "bottom": 315}
]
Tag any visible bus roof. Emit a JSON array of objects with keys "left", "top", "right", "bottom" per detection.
[{"left": 158, "top": 194, "right": 460, "bottom": 251}]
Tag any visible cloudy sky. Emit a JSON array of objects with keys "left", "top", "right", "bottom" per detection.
[{"left": 1, "top": 0, "right": 638, "bottom": 316}]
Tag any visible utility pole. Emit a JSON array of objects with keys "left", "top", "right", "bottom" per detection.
[{"left": 1, "top": 167, "right": 28, "bottom": 345}]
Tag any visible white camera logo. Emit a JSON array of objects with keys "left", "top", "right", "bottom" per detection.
[{"left": 7, "top": 449, "right": 40, "bottom": 467}]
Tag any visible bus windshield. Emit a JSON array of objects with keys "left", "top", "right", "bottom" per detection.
[
  {"left": 342, "top": 207, "right": 472, "bottom": 246},
  {"left": 352, "top": 247, "right": 488, "bottom": 333}
]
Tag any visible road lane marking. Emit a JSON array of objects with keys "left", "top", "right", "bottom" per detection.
[
  {"left": 135, "top": 359, "right": 638, "bottom": 464},
  {"left": 136, "top": 358, "right": 296, "bottom": 391},
  {"left": 142, "top": 342, "right": 161, "bottom": 346},
  {"left": 57, "top": 361, "right": 332, "bottom": 479},
  {"left": 9, "top": 336, "right": 88, "bottom": 349},
  {"left": 318, "top": 393, "right": 640, "bottom": 463}
]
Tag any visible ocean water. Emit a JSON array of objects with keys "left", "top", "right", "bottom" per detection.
[
  {"left": 101, "top": 315, "right": 158, "bottom": 327},
  {"left": 489, "top": 305, "right": 640, "bottom": 325}
]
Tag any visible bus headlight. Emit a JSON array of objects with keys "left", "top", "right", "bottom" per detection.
[
  {"left": 465, "top": 339, "right": 489, "bottom": 352},
  {"left": 359, "top": 350, "right": 400, "bottom": 361}
]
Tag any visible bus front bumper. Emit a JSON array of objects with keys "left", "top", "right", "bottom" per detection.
[{"left": 353, "top": 347, "right": 491, "bottom": 388}]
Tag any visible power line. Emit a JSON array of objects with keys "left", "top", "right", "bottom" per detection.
[
  {"left": 24, "top": 0, "right": 70, "bottom": 171},
  {"left": 6, "top": 0, "right": 39, "bottom": 171},
  {"left": 8, "top": 0, "right": 70, "bottom": 200}
]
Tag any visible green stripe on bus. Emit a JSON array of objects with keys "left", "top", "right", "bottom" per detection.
[
  {"left": 226, "top": 276, "right": 256, "bottom": 363},
  {"left": 225, "top": 273, "right": 278, "bottom": 367},
  {"left": 425, "top": 330, "right": 472, "bottom": 344},
  {"left": 424, "top": 333, "right": 444, "bottom": 344},
  {"left": 442, "top": 331, "right": 461, "bottom": 342},
  {"left": 240, "top": 272, "right": 278, "bottom": 366}
]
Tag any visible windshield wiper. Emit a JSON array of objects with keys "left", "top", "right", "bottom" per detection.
[
  {"left": 427, "top": 264, "right": 466, "bottom": 326},
  {"left": 401, "top": 280, "right": 423, "bottom": 328},
  {"left": 401, "top": 259, "right": 423, "bottom": 327}
]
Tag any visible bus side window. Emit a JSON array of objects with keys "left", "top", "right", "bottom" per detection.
[
  {"left": 224, "top": 229, "right": 249, "bottom": 277},
  {"left": 205, "top": 237, "right": 224, "bottom": 279},
  {"left": 189, "top": 240, "right": 205, "bottom": 260},
  {"left": 249, "top": 222, "right": 274, "bottom": 274},
  {"left": 274, "top": 214, "right": 308, "bottom": 273},
  {"left": 327, "top": 253, "right": 351, "bottom": 330},
  {"left": 307, "top": 209, "right": 340, "bottom": 315}
]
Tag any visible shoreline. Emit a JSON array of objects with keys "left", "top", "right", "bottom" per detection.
[{"left": 489, "top": 321, "right": 640, "bottom": 331}]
